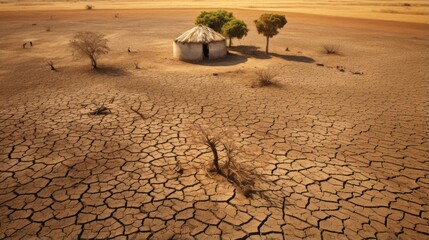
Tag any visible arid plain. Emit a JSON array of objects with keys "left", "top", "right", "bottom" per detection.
[{"left": 0, "top": 1, "right": 428, "bottom": 239}]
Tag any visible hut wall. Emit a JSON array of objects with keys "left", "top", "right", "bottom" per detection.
[
  {"left": 208, "top": 41, "right": 227, "bottom": 60},
  {"left": 173, "top": 42, "right": 202, "bottom": 61}
]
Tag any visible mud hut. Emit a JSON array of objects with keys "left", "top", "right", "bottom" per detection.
[{"left": 173, "top": 25, "right": 227, "bottom": 61}]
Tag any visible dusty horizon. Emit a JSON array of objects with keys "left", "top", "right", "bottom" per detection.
[{"left": 1, "top": 0, "right": 429, "bottom": 23}]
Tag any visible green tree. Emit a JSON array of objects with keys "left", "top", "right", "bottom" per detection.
[
  {"left": 254, "top": 14, "right": 287, "bottom": 54},
  {"left": 222, "top": 19, "right": 249, "bottom": 47},
  {"left": 195, "top": 10, "right": 235, "bottom": 33},
  {"left": 70, "top": 31, "right": 109, "bottom": 69}
]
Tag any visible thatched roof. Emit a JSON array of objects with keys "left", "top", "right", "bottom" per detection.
[{"left": 175, "top": 25, "right": 225, "bottom": 43}]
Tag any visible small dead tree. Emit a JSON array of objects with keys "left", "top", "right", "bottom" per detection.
[
  {"left": 69, "top": 32, "right": 110, "bottom": 69},
  {"left": 192, "top": 125, "right": 263, "bottom": 198},
  {"left": 47, "top": 61, "right": 56, "bottom": 71},
  {"left": 194, "top": 124, "right": 224, "bottom": 175}
]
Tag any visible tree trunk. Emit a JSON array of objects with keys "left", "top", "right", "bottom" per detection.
[
  {"left": 265, "top": 36, "right": 269, "bottom": 54},
  {"left": 229, "top": 37, "right": 232, "bottom": 47},
  {"left": 91, "top": 57, "right": 97, "bottom": 69},
  {"left": 209, "top": 143, "right": 222, "bottom": 174}
]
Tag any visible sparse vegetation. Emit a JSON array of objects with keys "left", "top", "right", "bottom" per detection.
[
  {"left": 253, "top": 67, "right": 279, "bottom": 87},
  {"left": 86, "top": 4, "right": 94, "bottom": 10},
  {"left": 46, "top": 26, "right": 51, "bottom": 32},
  {"left": 134, "top": 62, "right": 140, "bottom": 69},
  {"left": 323, "top": 44, "right": 340, "bottom": 54},
  {"left": 222, "top": 19, "right": 249, "bottom": 47},
  {"left": 69, "top": 31, "right": 110, "bottom": 69},
  {"left": 254, "top": 14, "right": 287, "bottom": 54}
]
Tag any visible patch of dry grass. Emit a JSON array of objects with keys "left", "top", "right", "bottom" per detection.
[{"left": 253, "top": 67, "right": 279, "bottom": 87}]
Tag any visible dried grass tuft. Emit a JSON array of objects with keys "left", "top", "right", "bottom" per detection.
[
  {"left": 323, "top": 44, "right": 341, "bottom": 55},
  {"left": 253, "top": 67, "right": 279, "bottom": 87}
]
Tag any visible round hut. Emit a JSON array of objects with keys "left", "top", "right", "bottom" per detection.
[{"left": 173, "top": 25, "right": 227, "bottom": 61}]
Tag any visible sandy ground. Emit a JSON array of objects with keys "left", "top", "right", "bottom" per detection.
[
  {"left": 0, "top": 8, "right": 429, "bottom": 239},
  {"left": 1, "top": 0, "right": 429, "bottom": 23}
]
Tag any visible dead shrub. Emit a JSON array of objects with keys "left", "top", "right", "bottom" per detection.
[
  {"left": 86, "top": 4, "right": 94, "bottom": 10},
  {"left": 46, "top": 26, "right": 51, "bottom": 32},
  {"left": 47, "top": 61, "right": 56, "bottom": 71},
  {"left": 192, "top": 125, "right": 259, "bottom": 198},
  {"left": 90, "top": 105, "right": 111, "bottom": 115},
  {"left": 253, "top": 67, "right": 279, "bottom": 87},
  {"left": 323, "top": 44, "right": 340, "bottom": 55}
]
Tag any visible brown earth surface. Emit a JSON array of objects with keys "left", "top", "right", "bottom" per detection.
[{"left": 0, "top": 9, "right": 429, "bottom": 239}]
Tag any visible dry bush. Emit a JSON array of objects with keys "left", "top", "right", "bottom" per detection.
[
  {"left": 253, "top": 67, "right": 279, "bottom": 87},
  {"left": 192, "top": 125, "right": 259, "bottom": 198},
  {"left": 323, "top": 44, "right": 340, "bottom": 55},
  {"left": 223, "top": 141, "right": 257, "bottom": 198},
  {"left": 46, "top": 26, "right": 51, "bottom": 32},
  {"left": 86, "top": 5, "right": 94, "bottom": 10}
]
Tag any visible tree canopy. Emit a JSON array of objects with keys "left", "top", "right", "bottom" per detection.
[
  {"left": 254, "top": 14, "right": 287, "bottom": 54},
  {"left": 221, "top": 19, "right": 249, "bottom": 47},
  {"left": 195, "top": 10, "right": 235, "bottom": 33}
]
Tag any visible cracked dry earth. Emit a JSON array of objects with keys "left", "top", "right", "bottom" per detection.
[{"left": 1, "top": 9, "right": 429, "bottom": 240}]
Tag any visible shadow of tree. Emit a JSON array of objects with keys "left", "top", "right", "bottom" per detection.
[
  {"left": 229, "top": 46, "right": 271, "bottom": 59},
  {"left": 229, "top": 45, "right": 316, "bottom": 63},
  {"left": 271, "top": 53, "right": 315, "bottom": 63},
  {"left": 195, "top": 52, "right": 248, "bottom": 66},
  {"left": 93, "top": 66, "right": 128, "bottom": 76}
]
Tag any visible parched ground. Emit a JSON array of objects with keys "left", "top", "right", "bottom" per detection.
[{"left": 0, "top": 9, "right": 428, "bottom": 239}]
